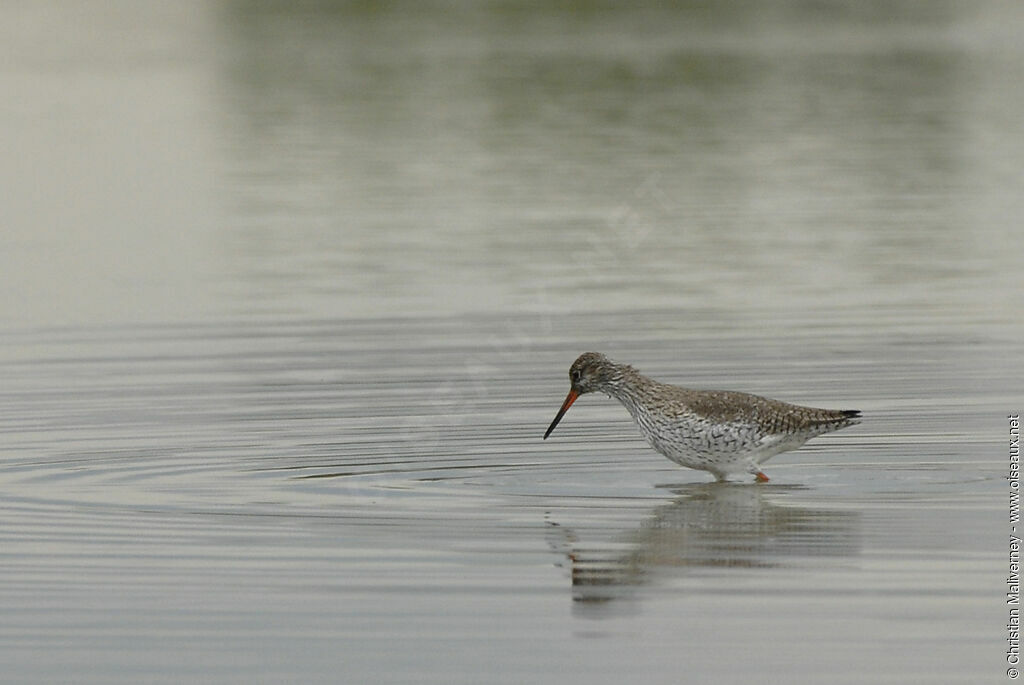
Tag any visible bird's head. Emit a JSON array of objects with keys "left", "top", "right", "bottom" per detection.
[{"left": 543, "top": 352, "right": 621, "bottom": 439}]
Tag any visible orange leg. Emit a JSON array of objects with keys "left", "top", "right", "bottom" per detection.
[{"left": 755, "top": 471, "right": 770, "bottom": 483}]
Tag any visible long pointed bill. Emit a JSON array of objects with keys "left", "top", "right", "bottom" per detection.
[{"left": 543, "top": 389, "right": 579, "bottom": 440}]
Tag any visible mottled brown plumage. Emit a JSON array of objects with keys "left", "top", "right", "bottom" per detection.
[{"left": 544, "top": 352, "right": 860, "bottom": 482}]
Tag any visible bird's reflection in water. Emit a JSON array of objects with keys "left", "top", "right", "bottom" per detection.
[{"left": 546, "top": 483, "right": 861, "bottom": 612}]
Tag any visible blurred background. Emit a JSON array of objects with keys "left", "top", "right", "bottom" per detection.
[{"left": 2, "top": 0, "right": 1020, "bottom": 330}]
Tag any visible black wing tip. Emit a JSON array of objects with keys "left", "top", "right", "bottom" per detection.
[{"left": 841, "top": 409, "right": 861, "bottom": 419}]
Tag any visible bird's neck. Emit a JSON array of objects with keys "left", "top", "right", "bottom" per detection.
[{"left": 599, "top": 364, "right": 654, "bottom": 415}]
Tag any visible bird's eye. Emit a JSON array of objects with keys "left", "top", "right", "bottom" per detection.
[{"left": 571, "top": 369, "right": 581, "bottom": 383}]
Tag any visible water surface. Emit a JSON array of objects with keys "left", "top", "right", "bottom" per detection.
[{"left": 1, "top": 2, "right": 1020, "bottom": 683}]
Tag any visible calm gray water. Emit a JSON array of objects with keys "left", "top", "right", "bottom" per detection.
[{"left": 1, "top": 2, "right": 1021, "bottom": 683}]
